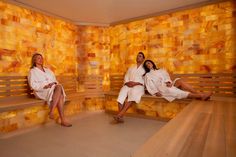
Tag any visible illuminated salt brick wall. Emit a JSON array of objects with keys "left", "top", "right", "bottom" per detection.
[
  {"left": 109, "top": 21, "right": 148, "bottom": 74},
  {"left": 0, "top": 100, "right": 82, "bottom": 133},
  {"left": 84, "top": 97, "right": 105, "bottom": 111},
  {"left": 0, "top": 1, "right": 78, "bottom": 76},
  {"left": 77, "top": 26, "right": 110, "bottom": 91},
  {"left": 109, "top": 1, "right": 236, "bottom": 74}
]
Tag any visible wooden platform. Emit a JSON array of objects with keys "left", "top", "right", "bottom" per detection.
[{"left": 132, "top": 97, "right": 236, "bottom": 157}]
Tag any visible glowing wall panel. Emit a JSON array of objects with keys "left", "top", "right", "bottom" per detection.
[
  {"left": 109, "top": 1, "right": 236, "bottom": 74},
  {"left": 0, "top": 1, "right": 78, "bottom": 76},
  {"left": 77, "top": 26, "right": 110, "bottom": 91}
]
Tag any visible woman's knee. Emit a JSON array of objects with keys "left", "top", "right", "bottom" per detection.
[{"left": 175, "top": 79, "right": 184, "bottom": 87}]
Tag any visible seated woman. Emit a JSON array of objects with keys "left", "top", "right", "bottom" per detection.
[
  {"left": 143, "top": 60, "right": 212, "bottom": 102},
  {"left": 28, "top": 53, "right": 72, "bottom": 127}
]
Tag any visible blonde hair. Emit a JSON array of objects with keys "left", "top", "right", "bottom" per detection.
[{"left": 30, "top": 53, "right": 43, "bottom": 69}]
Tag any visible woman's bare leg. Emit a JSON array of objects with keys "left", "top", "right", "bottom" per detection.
[
  {"left": 174, "top": 79, "right": 198, "bottom": 93},
  {"left": 187, "top": 92, "right": 212, "bottom": 100},
  {"left": 57, "top": 95, "right": 72, "bottom": 127},
  {"left": 49, "top": 85, "right": 63, "bottom": 119}
]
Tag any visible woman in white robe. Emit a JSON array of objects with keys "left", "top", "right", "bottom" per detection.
[
  {"left": 143, "top": 60, "right": 212, "bottom": 102},
  {"left": 28, "top": 53, "right": 72, "bottom": 127},
  {"left": 114, "top": 52, "right": 146, "bottom": 123}
]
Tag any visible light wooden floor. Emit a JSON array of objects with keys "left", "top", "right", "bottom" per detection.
[{"left": 132, "top": 97, "right": 236, "bottom": 157}]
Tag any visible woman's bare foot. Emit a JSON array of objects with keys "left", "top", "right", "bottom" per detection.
[
  {"left": 61, "top": 121, "right": 72, "bottom": 127},
  {"left": 48, "top": 112, "right": 54, "bottom": 119},
  {"left": 201, "top": 92, "right": 213, "bottom": 101}
]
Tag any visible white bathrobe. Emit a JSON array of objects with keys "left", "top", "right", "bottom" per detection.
[
  {"left": 117, "top": 65, "right": 145, "bottom": 104},
  {"left": 28, "top": 67, "right": 66, "bottom": 105},
  {"left": 144, "top": 69, "right": 189, "bottom": 102}
]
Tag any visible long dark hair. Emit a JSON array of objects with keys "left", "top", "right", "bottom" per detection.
[
  {"left": 143, "top": 60, "right": 158, "bottom": 76},
  {"left": 30, "top": 53, "right": 43, "bottom": 69}
]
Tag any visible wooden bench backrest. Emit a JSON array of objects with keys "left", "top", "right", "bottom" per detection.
[
  {"left": 0, "top": 76, "right": 78, "bottom": 99},
  {"left": 0, "top": 76, "right": 31, "bottom": 99},
  {"left": 174, "top": 73, "right": 236, "bottom": 97},
  {"left": 83, "top": 75, "right": 104, "bottom": 97},
  {"left": 110, "top": 73, "right": 236, "bottom": 97},
  {"left": 57, "top": 76, "right": 78, "bottom": 94},
  {"left": 110, "top": 75, "right": 124, "bottom": 92}
]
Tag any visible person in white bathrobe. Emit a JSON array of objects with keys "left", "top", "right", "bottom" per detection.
[
  {"left": 28, "top": 53, "right": 72, "bottom": 127},
  {"left": 143, "top": 60, "right": 212, "bottom": 102},
  {"left": 113, "top": 52, "right": 146, "bottom": 123}
]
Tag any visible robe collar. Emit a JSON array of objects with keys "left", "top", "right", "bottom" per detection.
[{"left": 34, "top": 66, "right": 47, "bottom": 74}]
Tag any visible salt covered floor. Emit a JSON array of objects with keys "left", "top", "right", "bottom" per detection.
[{"left": 0, "top": 112, "right": 166, "bottom": 157}]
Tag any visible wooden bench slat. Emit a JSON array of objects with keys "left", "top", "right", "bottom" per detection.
[
  {"left": 0, "top": 80, "right": 28, "bottom": 85},
  {"left": 193, "top": 87, "right": 236, "bottom": 92},
  {"left": 64, "top": 87, "right": 76, "bottom": 90},
  {"left": 62, "top": 84, "right": 76, "bottom": 87},
  {"left": 58, "top": 79, "right": 76, "bottom": 83},
  {"left": 0, "top": 92, "right": 29, "bottom": 97},
  {"left": 0, "top": 85, "right": 28, "bottom": 90},
  {"left": 0, "top": 76, "right": 27, "bottom": 80},
  {"left": 182, "top": 78, "right": 236, "bottom": 82},
  {"left": 189, "top": 83, "right": 236, "bottom": 86},
  {"left": 212, "top": 93, "right": 236, "bottom": 97},
  {"left": 60, "top": 80, "right": 76, "bottom": 84},
  {"left": 84, "top": 85, "right": 102, "bottom": 88},
  {"left": 173, "top": 73, "right": 236, "bottom": 77},
  {"left": 65, "top": 90, "right": 77, "bottom": 94},
  {"left": 111, "top": 78, "right": 124, "bottom": 81},
  {"left": 85, "top": 83, "right": 102, "bottom": 86}
]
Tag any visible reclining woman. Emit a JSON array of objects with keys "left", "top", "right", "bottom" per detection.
[
  {"left": 143, "top": 60, "right": 212, "bottom": 102},
  {"left": 28, "top": 53, "right": 72, "bottom": 127}
]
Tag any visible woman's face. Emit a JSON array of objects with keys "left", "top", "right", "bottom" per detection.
[
  {"left": 35, "top": 55, "right": 43, "bottom": 66},
  {"left": 145, "top": 61, "right": 153, "bottom": 70}
]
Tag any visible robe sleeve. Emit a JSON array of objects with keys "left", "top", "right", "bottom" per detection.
[
  {"left": 47, "top": 69, "right": 58, "bottom": 83},
  {"left": 124, "top": 67, "right": 131, "bottom": 84},
  {"left": 28, "top": 70, "right": 45, "bottom": 92},
  {"left": 144, "top": 75, "right": 159, "bottom": 96},
  {"left": 162, "top": 69, "right": 172, "bottom": 83}
]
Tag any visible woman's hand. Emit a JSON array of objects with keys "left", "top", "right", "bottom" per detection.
[
  {"left": 155, "top": 92, "right": 162, "bottom": 96},
  {"left": 165, "top": 81, "right": 172, "bottom": 87},
  {"left": 43, "top": 82, "right": 57, "bottom": 89},
  {"left": 43, "top": 84, "right": 50, "bottom": 89}
]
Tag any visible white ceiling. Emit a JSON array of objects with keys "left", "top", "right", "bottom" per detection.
[{"left": 7, "top": 0, "right": 217, "bottom": 26}]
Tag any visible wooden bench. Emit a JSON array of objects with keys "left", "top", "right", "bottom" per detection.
[
  {"left": 0, "top": 75, "right": 84, "bottom": 134},
  {"left": 0, "top": 75, "right": 82, "bottom": 112},
  {"left": 105, "top": 73, "right": 236, "bottom": 120},
  {"left": 132, "top": 97, "right": 236, "bottom": 157}
]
